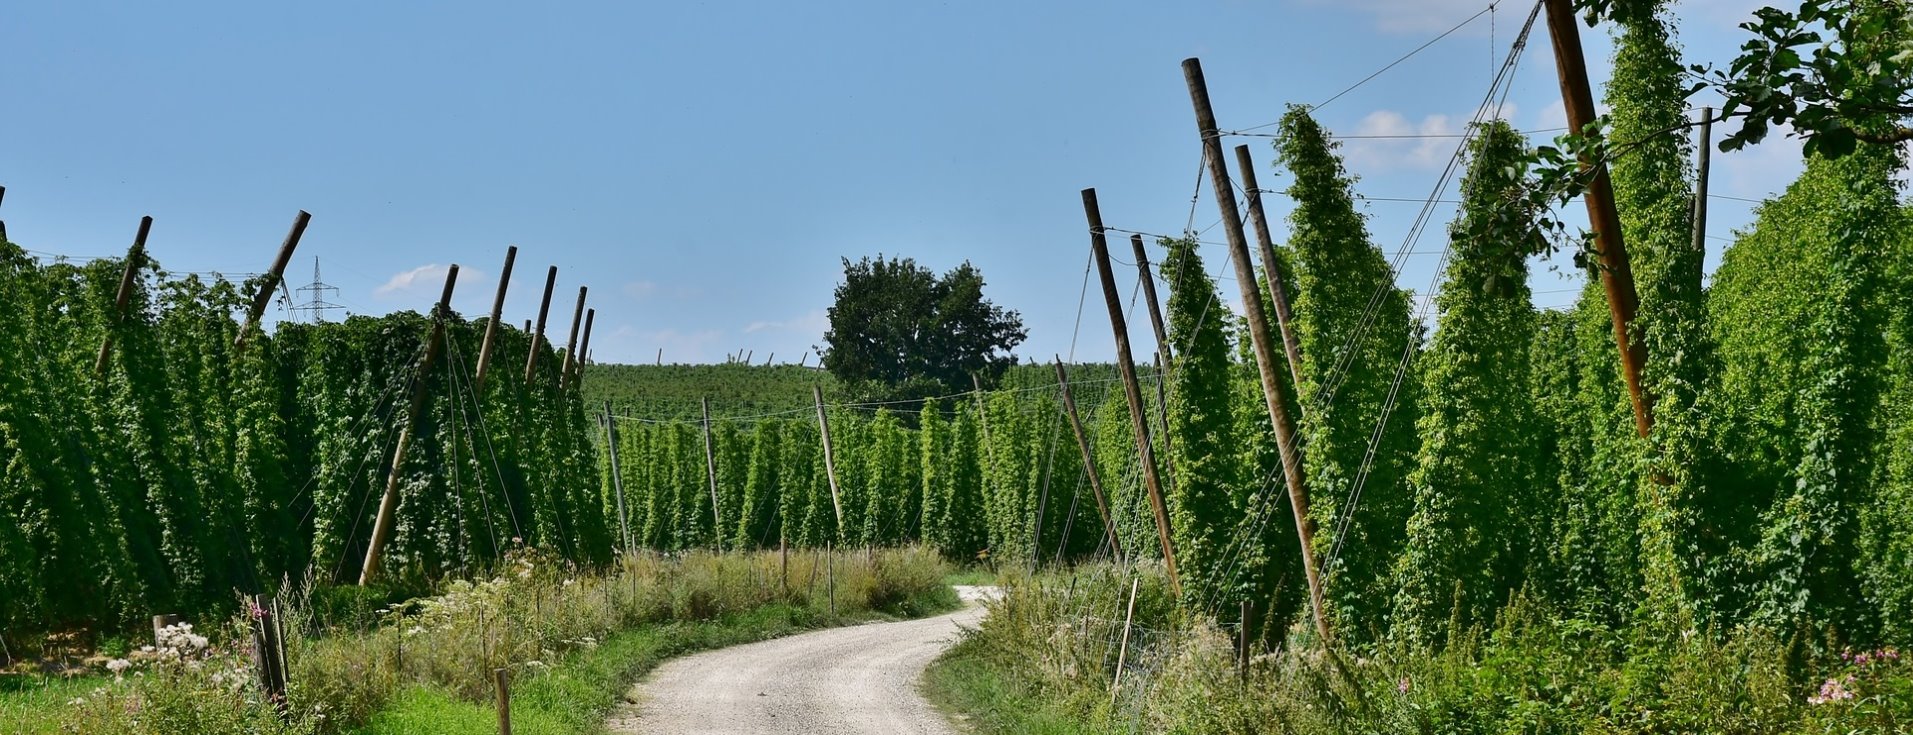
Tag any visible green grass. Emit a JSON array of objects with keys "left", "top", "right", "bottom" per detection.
[
  {"left": 923, "top": 637, "right": 1096, "bottom": 735},
  {"left": 365, "top": 591, "right": 960, "bottom": 735},
  {"left": 0, "top": 675, "right": 113, "bottom": 735}
]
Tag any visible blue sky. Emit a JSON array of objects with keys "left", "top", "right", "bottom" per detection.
[{"left": 1, "top": 0, "right": 1795, "bottom": 365}]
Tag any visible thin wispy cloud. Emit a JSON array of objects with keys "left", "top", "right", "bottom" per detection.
[{"left": 374, "top": 263, "right": 483, "bottom": 299}]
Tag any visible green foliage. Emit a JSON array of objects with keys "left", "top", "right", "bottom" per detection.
[
  {"left": 1158, "top": 236, "right": 1253, "bottom": 611},
  {"left": 1390, "top": 121, "right": 1547, "bottom": 644},
  {"left": 0, "top": 239, "right": 605, "bottom": 643},
  {"left": 1276, "top": 106, "right": 1422, "bottom": 641},
  {"left": 821, "top": 255, "right": 1028, "bottom": 404}
]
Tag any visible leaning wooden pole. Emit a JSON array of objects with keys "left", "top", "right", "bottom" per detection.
[
  {"left": 1055, "top": 357, "right": 1122, "bottom": 561},
  {"left": 558, "top": 286, "right": 587, "bottom": 390},
  {"left": 1130, "top": 234, "right": 1173, "bottom": 362},
  {"left": 524, "top": 266, "right": 557, "bottom": 384},
  {"left": 602, "top": 402, "right": 632, "bottom": 556},
  {"left": 572, "top": 308, "right": 596, "bottom": 389},
  {"left": 359, "top": 264, "right": 461, "bottom": 585},
  {"left": 235, "top": 210, "right": 311, "bottom": 351},
  {"left": 1543, "top": 0, "right": 1653, "bottom": 437},
  {"left": 701, "top": 397, "right": 724, "bottom": 551},
  {"left": 473, "top": 245, "right": 517, "bottom": 392},
  {"left": 1083, "top": 187, "right": 1181, "bottom": 596},
  {"left": 94, "top": 216, "right": 153, "bottom": 375},
  {"left": 1234, "top": 144, "right": 1307, "bottom": 388},
  {"left": 1184, "top": 57, "right": 1330, "bottom": 643},
  {"left": 813, "top": 386, "right": 847, "bottom": 539},
  {"left": 1691, "top": 107, "right": 1713, "bottom": 262}
]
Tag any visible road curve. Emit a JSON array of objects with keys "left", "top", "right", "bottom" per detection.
[{"left": 608, "top": 587, "right": 994, "bottom": 735}]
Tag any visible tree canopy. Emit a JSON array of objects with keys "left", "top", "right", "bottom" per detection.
[{"left": 820, "top": 255, "right": 1027, "bottom": 404}]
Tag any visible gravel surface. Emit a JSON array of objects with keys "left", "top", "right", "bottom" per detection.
[{"left": 608, "top": 586, "right": 997, "bottom": 735}]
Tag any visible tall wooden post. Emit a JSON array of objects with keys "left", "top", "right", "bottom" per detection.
[
  {"left": 1152, "top": 351, "right": 1176, "bottom": 494},
  {"left": 1691, "top": 107, "right": 1713, "bottom": 260},
  {"left": 1130, "top": 234, "right": 1173, "bottom": 362},
  {"left": 473, "top": 245, "right": 517, "bottom": 392},
  {"left": 94, "top": 216, "right": 153, "bottom": 375},
  {"left": 524, "top": 266, "right": 557, "bottom": 384},
  {"left": 1055, "top": 358, "right": 1122, "bottom": 560},
  {"left": 235, "top": 210, "right": 311, "bottom": 351},
  {"left": 572, "top": 308, "right": 596, "bottom": 389},
  {"left": 1234, "top": 144, "right": 1307, "bottom": 387},
  {"left": 1184, "top": 57, "right": 1329, "bottom": 643},
  {"left": 701, "top": 397, "right": 724, "bottom": 551},
  {"left": 558, "top": 286, "right": 587, "bottom": 390},
  {"left": 603, "top": 402, "right": 632, "bottom": 556},
  {"left": 813, "top": 386, "right": 847, "bottom": 538},
  {"left": 494, "top": 668, "right": 512, "bottom": 735},
  {"left": 1544, "top": 0, "right": 1654, "bottom": 437},
  {"left": 0, "top": 185, "right": 7, "bottom": 241},
  {"left": 1083, "top": 188, "right": 1181, "bottom": 596},
  {"left": 359, "top": 265, "right": 461, "bottom": 585}
]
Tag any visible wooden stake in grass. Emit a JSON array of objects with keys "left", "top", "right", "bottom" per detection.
[
  {"left": 94, "top": 216, "right": 153, "bottom": 375},
  {"left": 1083, "top": 187, "right": 1181, "bottom": 597},
  {"left": 1054, "top": 357, "right": 1121, "bottom": 561},
  {"left": 702, "top": 397, "right": 724, "bottom": 551},
  {"left": 235, "top": 210, "right": 311, "bottom": 352},
  {"left": 604, "top": 402, "right": 632, "bottom": 556},
  {"left": 524, "top": 266, "right": 557, "bottom": 385},
  {"left": 360, "top": 264, "right": 461, "bottom": 585},
  {"left": 474, "top": 245, "right": 517, "bottom": 392},
  {"left": 1183, "top": 58, "right": 1328, "bottom": 643},
  {"left": 495, "top": 667, "right": 512, "bottom": 735},
  {"left": 813, "top": 386, "right": 847, "bottom": 538},
  {"left": 1111, "top": 577, "right": 1140, "bottom": 706}
]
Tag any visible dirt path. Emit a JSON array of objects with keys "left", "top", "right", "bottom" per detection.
[{"left": 607, "top": 586, "right": 994, "bottom": 735}]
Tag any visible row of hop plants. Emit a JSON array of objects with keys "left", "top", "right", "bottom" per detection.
[
  {"left": 597, "top": 375, "right": 1170, "bottom": 568},
  {"left": 0, "top": 240, "right": 607, "bottom": 649},
  {"left": 13, "top": 546, "right": 950, "bottom": 735}
]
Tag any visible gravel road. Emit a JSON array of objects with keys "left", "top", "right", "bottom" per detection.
[{"left": 608, "top": 586, "right": 996, "bottom": 735}]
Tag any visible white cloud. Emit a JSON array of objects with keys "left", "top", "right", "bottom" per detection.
[
  {"left": 1340, "top": 110, "right": 1460, "bottom": 171},
  {"left": 373, "top": 263, "right": 483, "bottom": 299},
  {"left": 744, "top": 309, "right": 828, "bottom": 336}
]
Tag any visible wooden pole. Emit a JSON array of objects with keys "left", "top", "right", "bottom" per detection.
[
  {"left": 0, "top": 185, "right": 7, "bottom": 241},
  {"left": 701, "top": 397, "right": 724, "bottom": 551},
  {"left": 1183, "top": 57, "right": 1330, "bottom": 643},
  {"left": 1083, "top": 187, "right": 1181, "bottom": 596},
  {"left": 494, "top": 668, "right": 512, "bottom": 735},
  {"left": 250, "top": 594, "right": 287, "bottom": 713},
  {"left": 1238, "top": 599, "right": 1250, "bottom": 683},
  {"left": 572, "top": 308, "right": 595, "bottom": 389},
  {"left": 474, "top": 245, "right": 517, "bottom": 392},
  {"left": 524, "top": 266, "right": 557, "bottom": 384},
  {"left": 1111, "top": 577, "right": 1140, "bottom": 705},
  {"left": 94, "top": 216, "right": 153, "bottom": 375},
  {"left": 235, "top": 210, "right": 311, "bottom": 351},
  {"left": 1152, "top": 351, "right": 1176, "bottom": 494},
  {"left": 813, "top": 386, "right": 847, "bottom": 538},
  {"left": 558, "top": 286, "right": 587, "bottom": 389},
  {"left": 604, "top": 402, "right": 632, "bottom": 556},
  {"left": 1691, "top": 107, "right": 1713, "bottom": 260},
  {"left": 1055, "top": 357, "right": 1122, "bottom": 560},
  {"left": 359, "top": 264, "right": 461, "bottom": 585},
  {"left": 1544, "top": 0, "right": 1654, "bottom": 437},
  {"left": 826, "top": 541, "right": 837, "bottom": 616},
  {"left": 1234, "top": 144, "right": 1307, "bottom": 388},
  {"left": 1130, "top": 234, "right": 1173, "bottom": 362}
]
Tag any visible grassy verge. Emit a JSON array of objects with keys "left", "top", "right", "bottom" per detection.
[
  {"left": 3, "top": 547, "right": 953, "bottom": 735},
  {"left": 370, "top": 591, "right": 957, "bottom": 735},
  {"left": 929, "top": 565, "right": 1913, "bottom": 735},
  {"left": 924, "top": 636, "right": 1096, "bottom": 735}
]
